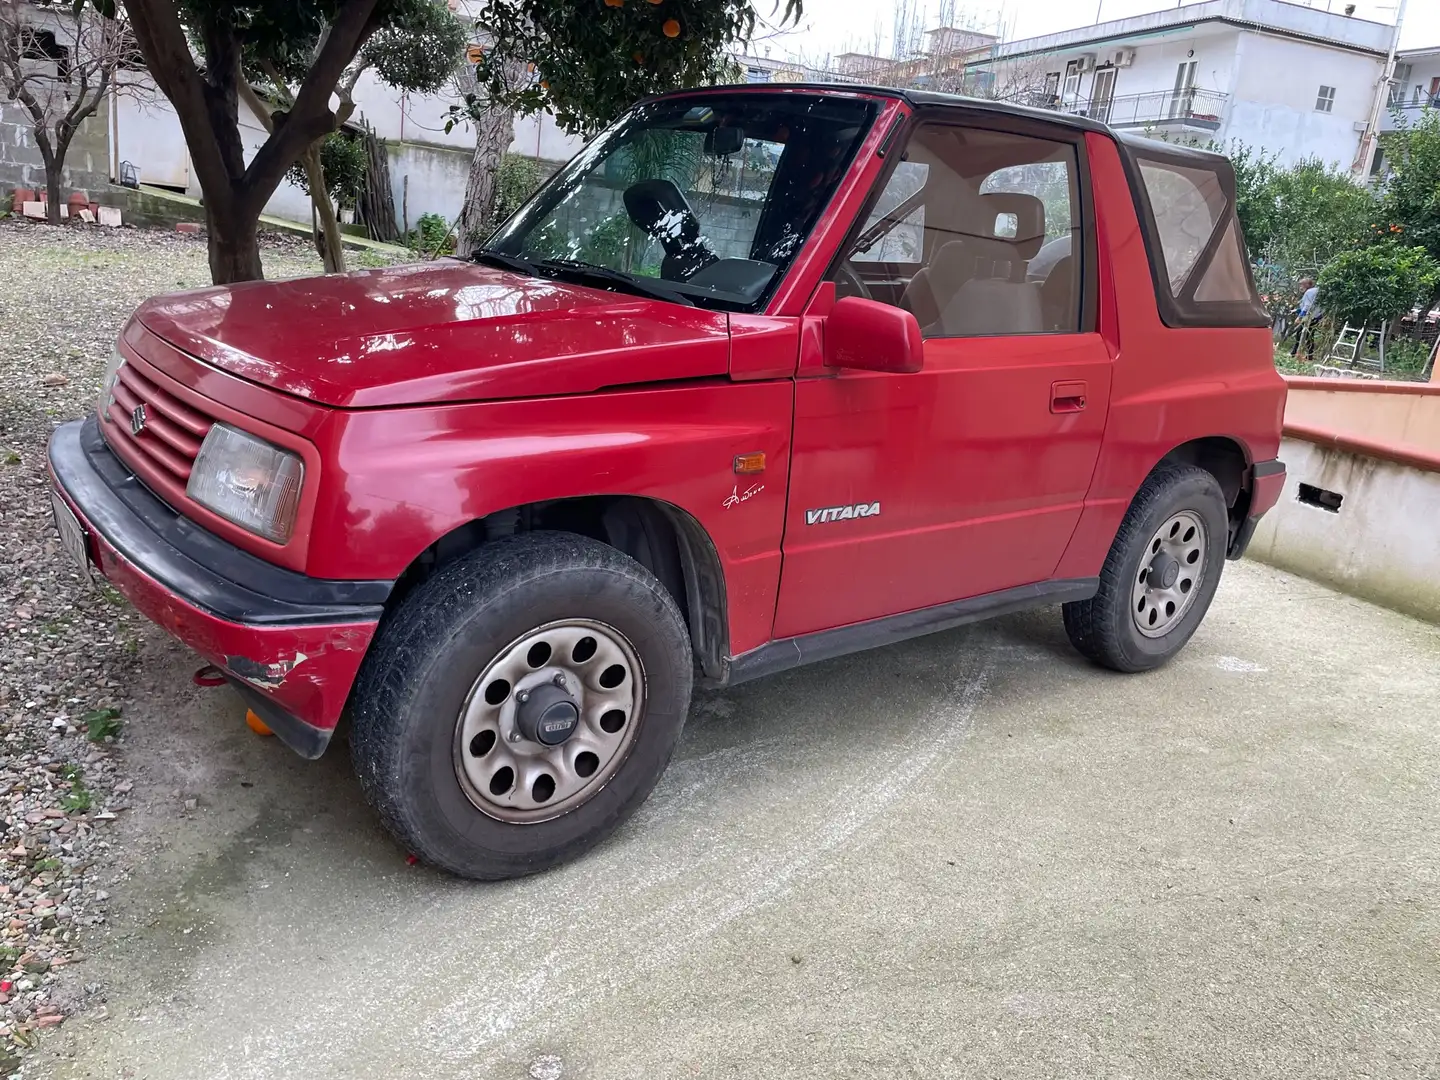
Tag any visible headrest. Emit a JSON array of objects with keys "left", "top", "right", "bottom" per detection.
[
  {"left": 929, "top": 236, "right": 1027, "bottom": 292},
  {"left": 623, "top": 180, "right": 700, "bottom": 249},
  {"left": 979, "top": 192, "right": 1046, "bottom": 259}
]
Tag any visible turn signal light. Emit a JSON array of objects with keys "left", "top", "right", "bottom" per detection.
[{"left": 733, "top": 452, "right": 766, "bottom": 474}]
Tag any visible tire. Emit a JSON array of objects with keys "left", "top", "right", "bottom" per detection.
[
  {"left": 1063, "top": 464, "right": 1228, "bottom": 673},
  {"left": 350, "top": 531, "right": 693, "bottom": 880}
]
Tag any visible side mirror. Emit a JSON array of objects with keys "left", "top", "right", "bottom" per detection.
[{"left": 824, "top": 296, "right": 924, "bottom": 373}]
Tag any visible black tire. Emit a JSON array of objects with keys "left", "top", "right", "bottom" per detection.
[
  {"left": 350, "top": 532, "right": 693, "bottom": 880},
  {"left": 1063, "top": 464, "right": 1228, "bottom": 673}
]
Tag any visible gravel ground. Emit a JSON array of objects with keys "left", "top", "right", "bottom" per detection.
[{"left": 0, "top": 218, "right": 363, "bottom": 1072}]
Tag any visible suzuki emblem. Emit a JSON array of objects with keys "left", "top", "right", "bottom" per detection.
[{"left": 130, "top": 403, "right": 147, "bottom": 436}]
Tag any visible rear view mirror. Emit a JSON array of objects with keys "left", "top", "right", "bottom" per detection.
[
  {"left": 705, "top": 125, "right": 745, "bottom": 156},
  {"left": 825, "top": 296, "right": 924, "bottom": 373}
]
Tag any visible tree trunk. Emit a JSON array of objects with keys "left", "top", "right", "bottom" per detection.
[
  {"left": 44, "top": 165, "right": 63, "bottom": 227},
  {"left": 33, "top": 132, "right": 62, "bottom": 225},
  {"left": 207, "top": 204, "right": 265, "bottom": 284},
  {"left": 302, "top": 143, "right": 347, "bottom": 274},
  {"left": 455, "top": 104, "right": 515, "bottom": 258}
]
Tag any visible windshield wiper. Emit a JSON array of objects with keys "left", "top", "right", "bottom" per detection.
[
  {"left": 471, "top": 248, "right": 541, "bottom": 277},
  {"left": 534, "top": 258, "right": 694, "bottom": 307}
]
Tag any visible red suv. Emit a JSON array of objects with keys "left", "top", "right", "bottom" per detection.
[{"left": 48, "top": 86, "right": 1286, "bottom": 879}]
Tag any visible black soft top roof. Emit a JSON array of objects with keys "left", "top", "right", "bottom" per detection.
[{"left": 646, "top": 83, "right": 1235, "bottom": 166}]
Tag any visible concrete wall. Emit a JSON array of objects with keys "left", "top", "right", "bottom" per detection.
[
  {"left": 1284, "top": 377, "right": 1440, "bottom": 456},
  {"left": 0, "top": 94, "right": 111, "bottom": 199},
  {"left": 1227, "top": 33, "right": 1378, "bottom": 167},
  {"left": 1248, "top": 436, "right": 1440, "bottom": 622},
  {"left": 386, "top": 140, "right": 472, "bottom": 234}
]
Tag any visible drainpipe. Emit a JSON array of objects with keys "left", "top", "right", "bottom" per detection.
[{"left": 1354, "top": 0, "right": 1407, "bottom": 179}]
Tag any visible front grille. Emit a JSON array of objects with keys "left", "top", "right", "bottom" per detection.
[{"left": 102, "top": 356, "right": 216, "bottom": 506}]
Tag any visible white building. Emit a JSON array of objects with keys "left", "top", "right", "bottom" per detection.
[
  {"left": 109, "top": 65, "right": 584, "bottom": 235},
  {"left": 1384, "top": 45, "right": 1440, "bottom": 129},
  {"left": 972, "top": 0, "right": 1398, "bottom": 169}
]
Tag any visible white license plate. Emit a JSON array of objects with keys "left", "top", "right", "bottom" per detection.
[{"left": 50, "top": 490, "right": 91, "bottom": 577}]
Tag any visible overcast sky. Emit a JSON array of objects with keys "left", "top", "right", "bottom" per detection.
[{"left": 755, "top": 0, "right": 1437, "bottom": 63}]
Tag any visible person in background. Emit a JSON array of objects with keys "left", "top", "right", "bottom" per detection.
[{"left": 1290, "top": 277, "right": 1322, "bottom": 362}]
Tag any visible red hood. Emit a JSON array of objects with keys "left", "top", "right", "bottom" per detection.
[{"left": 132, "top": 261, "right": 732, "bottom": 408}]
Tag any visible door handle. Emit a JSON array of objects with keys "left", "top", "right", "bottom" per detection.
[{"left": 1051, "top": 380, "right": 1088, "bottom": 413}]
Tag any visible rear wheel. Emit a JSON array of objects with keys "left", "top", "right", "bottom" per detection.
[
  {"left": 1063, "top": 464, "right": 1228, "bottom": 673},
  {"left": 350, "top": 532, "right": 693, "bottom": 880}
]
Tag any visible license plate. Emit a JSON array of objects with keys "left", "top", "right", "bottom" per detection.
[{"left": 50, "top": 490, "right": 91, "bottom": 578}]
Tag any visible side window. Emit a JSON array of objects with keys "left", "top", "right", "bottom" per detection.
[
  {"left": 1133, "top": 153, "right": 1267, "bottom": 325},
  {"left": 1137, "top": 160, "right": 1220, "bottom": 292},
  {"left": 831, "top": 122, "right": 1084, "bottom": 337}
]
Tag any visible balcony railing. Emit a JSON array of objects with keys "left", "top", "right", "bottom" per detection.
[
  {"left": 1047, "top": 88, "right": 1228, "bottom": 130},
  {"left": 1381, "top": 99, "right": 1439, "bottom": 130}
]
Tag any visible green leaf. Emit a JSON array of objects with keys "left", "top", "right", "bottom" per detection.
[{"left": 82, "top": 707, "right": 123, "bottom": 742}]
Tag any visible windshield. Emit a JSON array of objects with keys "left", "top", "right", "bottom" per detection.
[{"left": 484, "top": 93, "right": 878, "bottom": 311}]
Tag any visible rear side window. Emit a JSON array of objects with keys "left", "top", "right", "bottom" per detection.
[{"left": 1128, "top": 148, "right": 1268, "bottom": 328}]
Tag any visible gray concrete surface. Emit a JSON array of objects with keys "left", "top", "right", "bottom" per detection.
[{"left": 27, "top": 560, "right": 1440, "bottom": 1079}]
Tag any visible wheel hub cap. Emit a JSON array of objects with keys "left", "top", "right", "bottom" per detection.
[
  {"left": 452, "top": 619, "right": 644, "bottom": 823},
  {"left": 1132, "top": 510, "right": 1207, "bottom": 638},
  {"left": 1149, "top": 551, "right": 1181, "bottom": 590},
  {"left": 515, "top": 681, "right": 581, "bottom": 746}
]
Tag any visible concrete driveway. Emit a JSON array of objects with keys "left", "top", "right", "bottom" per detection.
[{"left": 29, "top": 560, "right": 1440, "bottom": 1079}]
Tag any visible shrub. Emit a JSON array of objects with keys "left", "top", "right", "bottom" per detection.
[
  {"left": 286, "top": 132, "right": 369, "bottom": 208},
  {"left": 1317, "top": 242, "right": 1440, "bottom": 330}
]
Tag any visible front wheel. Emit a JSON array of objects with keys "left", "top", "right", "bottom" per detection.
[
  {"left": 1063, "top": 464, "right": 1228, "bottom": 673},
  {"left": 350, "top": 532, "right": 693, "bottom": 880}
]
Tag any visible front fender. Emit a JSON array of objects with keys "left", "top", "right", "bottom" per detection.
[{"left": 308, "top": 380, "right": 795, "bottom": 656}]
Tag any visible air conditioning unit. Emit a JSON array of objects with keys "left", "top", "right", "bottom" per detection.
[
  {"left": 1353, "top": 120, "right": 1369, "bottom": 132},
  {"left": 1112, "top": 48, "right": 1136, "bottom": 67},
  {"left": 1076, "top": 53, "right": 1098, "bottom": 73}
]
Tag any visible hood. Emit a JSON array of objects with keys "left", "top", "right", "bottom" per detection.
[{"left": 133, "top": 261, "right": 732, "bottom": 408}]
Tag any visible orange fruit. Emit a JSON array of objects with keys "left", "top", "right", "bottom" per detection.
[
  {"left": 663, "top": 17, "right": 680, "bottom": 36},
  {"left": 634, "top": 51, "right": 645, "bottom": 63},
  {"left": 540, "top": 79, "right": 550, "bottom": 89},
  {"left": 647, "top": 0, "right": 664, "bottom": 4},
  {"left": 604, "top": 0, "right": 624, "bottom": 7},
  {"left": 245, "top": 709, "right": 274, "bottom": 737}
]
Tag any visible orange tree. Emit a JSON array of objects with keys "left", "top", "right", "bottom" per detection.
[
  {"left": 451, "top": 0, "right": 801, "bottom": 254},
  {"left": 473, "top": 0, "right": 800, "bottom": 134}
]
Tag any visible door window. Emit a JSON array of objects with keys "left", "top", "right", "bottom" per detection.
[
  {"left": 849, "top": 160, "right": 928, "bottom": 263},
  {"left": 831, "top": 123, "right": 1084, "bottom": 336}
]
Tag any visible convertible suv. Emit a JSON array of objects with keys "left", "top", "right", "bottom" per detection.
[{"left": 49, "top": 86, "right": 1286, "bottom": 879}]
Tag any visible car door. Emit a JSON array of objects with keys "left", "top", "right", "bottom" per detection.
[{"left": 772, "top": 116, "right": 1114, "bottom": 639}]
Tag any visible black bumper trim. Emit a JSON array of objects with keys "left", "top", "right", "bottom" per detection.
[
  {"left": 49, "top": 417, "right": 390, "bottom": 626},
  {"left": 225, "top": 677, "right": 334, "bottom": 759},
  {"left": 1252, "top": 459, "right": 1286, "bottom": 479}
]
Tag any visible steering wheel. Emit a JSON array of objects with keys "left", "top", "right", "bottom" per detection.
[{"left": 832, "top": 261, "right": 872, "bottom": 301}]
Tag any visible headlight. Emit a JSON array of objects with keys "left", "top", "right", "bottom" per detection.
[
  {"left": 186, "top": 424, "right": 304, "bottom": 543},
  {"left": 98, "top": 346, "right": 124, "bottom": 416}
]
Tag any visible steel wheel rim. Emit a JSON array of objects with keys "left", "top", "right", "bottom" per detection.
[
  {"left": 1132, "top": 510, "right": 1207, "bottom": 638},
  {"left": 453, "top": 619, "right": 645, "bottom": 823}
]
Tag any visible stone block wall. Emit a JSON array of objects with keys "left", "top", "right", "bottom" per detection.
[{"left": 0, "top": 97, "right": 112, "bottom": 200}]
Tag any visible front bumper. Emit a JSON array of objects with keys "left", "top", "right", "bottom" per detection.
[
  {"left": 1227, "top": 458, "right": 1286, "bottom": 560},
  {"left": 48, "top": 417, "right": 391, "bottom": 758}
]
